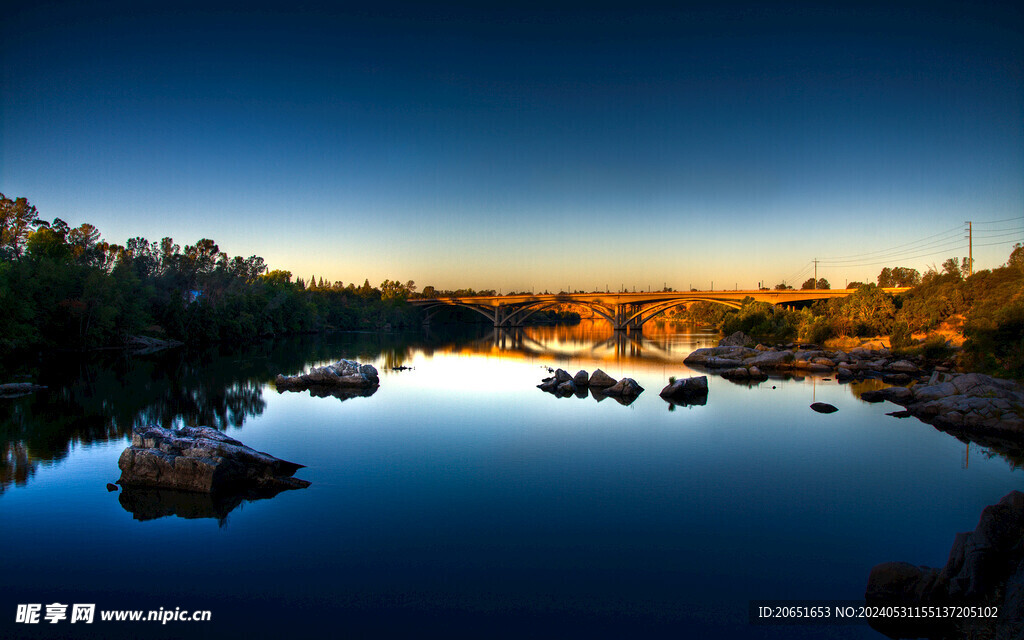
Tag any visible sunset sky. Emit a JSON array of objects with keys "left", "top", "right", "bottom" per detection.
[{"left": 3, "top": 1, "right": 1022, "bottom": 292}]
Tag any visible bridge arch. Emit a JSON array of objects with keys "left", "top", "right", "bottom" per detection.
[{"left": 623, "top": 297, "right": 744, "bottom": 328}]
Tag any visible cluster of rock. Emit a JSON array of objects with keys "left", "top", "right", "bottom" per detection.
[
  {"left": 684, "top": 342, "right": 932, "bottom": 385},
  {"left": 865, "top": 490, "right": 1024, "bottom": 639},
  {"left": 538, "top": 368, "right": 644, "bottom": 401},
  {"left": 658, "top": 376, "right": 708, "bottom": 406},
  {"left": 275, "top": 360, "right": 379, "bottom": 392},
  {"left": 117, "top": 425, "right": 311, "bottom": 494},
  {"left": 862, "top": 372, "right": 1024, "bottom": 438}
]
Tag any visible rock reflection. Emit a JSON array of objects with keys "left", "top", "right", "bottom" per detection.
[
  {"left": 295, "top": 385, "right": 378, "bottom": 401},
  {"left": 118, "top": 485, "right": 294, "bottom": 527}
]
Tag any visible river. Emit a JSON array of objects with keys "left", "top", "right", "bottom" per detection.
[{"left": 1, "top": 322, "right": 1019, "bottom": 638}]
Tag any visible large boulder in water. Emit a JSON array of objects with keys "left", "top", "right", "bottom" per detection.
[
  {"left": 660, "top": 376, "right": 708, "bottom": 403},
  {"left": 118, "top": 426, "right": 310, "bottom": 493},
  {"left": 275, "top": 360, "right": 379, "bottom": 391}
]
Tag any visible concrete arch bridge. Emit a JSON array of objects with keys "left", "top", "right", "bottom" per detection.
[{"left": 410, "top": 288, "right": 908, "bottom": 331}]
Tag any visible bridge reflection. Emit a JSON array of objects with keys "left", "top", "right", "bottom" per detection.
[{"left": 453, "top": 324, "right": 720, "bottom": 363}]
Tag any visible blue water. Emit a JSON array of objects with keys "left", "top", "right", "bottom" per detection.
[{"left": 0, "top": 327, "right": 1019, "bottom": 638}]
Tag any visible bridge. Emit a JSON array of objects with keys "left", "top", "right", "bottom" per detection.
[{"left": 410, "top": 288, "right": 910, "bottom": 330}]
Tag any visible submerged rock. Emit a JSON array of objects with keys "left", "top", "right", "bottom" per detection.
[
  {"left": 275, "top": 360, "right": 379, "bottom": 392},
  {"left": 810, "top": 402, "right": 838, "bottom": 414},
  {"left": 118, "top": 426, "right": 310, "bottom": 494}
]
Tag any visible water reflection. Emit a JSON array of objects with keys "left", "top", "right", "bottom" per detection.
[
  {"left": 462, "top": 321, "right": 720, "bottom": 362},
  {"left": 3, "top": 323, "right": 1022, "bottom": 494},
  {"left": 118, "top": 485, "right": 293, "bottom": 526}
]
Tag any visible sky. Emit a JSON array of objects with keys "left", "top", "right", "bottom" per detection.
[{"left": 2, "top": 1, "right": 1022, "bottom": 292}]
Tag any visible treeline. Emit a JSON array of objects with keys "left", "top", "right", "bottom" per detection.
[
  {"left": 678, "top": 247, "right": 1024, "bottom": 377},
  {"left": 0, "top": 194, "right": 421, "bottom": 353}
]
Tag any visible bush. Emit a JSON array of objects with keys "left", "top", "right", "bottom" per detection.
[{"left": 890, "top": 321, "right": 913, "bottom": 350}]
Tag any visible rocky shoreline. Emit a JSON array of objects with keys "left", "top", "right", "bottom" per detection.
[
  {"left": 865, "top": 490, "right": 1024, "bottom": 640},
  {"left": 683, "top": 333, "right": 1024, "bottom": 441}
]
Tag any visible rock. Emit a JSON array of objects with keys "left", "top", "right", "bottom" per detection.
[
  {"left": 720, "top": 367, "right": 749, "bottom": 379},
  {"left": 556, "top": 380, "right": 577, "bottom": 395},
  {"left": 747, "top": 366, "right": 767, "bottom": 380},
  {"left": 746, "top": 350, "right": 795, "bottom": 369},
  {"left": 537, "top": 378, "right": 558, "bottom": 392},
  {"left": 810, "top": 402, "right": 838, "bottom": 413},
  {"left": 718, "top": 331, "right": 752, "bottom": 347},
  {"left": 866, "top": 491, "right": 1024, "bottom": 640},
  {"left": 861, "top": 387, "right": 914, "bottom": 404},
  {"left": 275, "top": 360, "right": 379, "bottom": 391},
  {"left": 603, "top": 378, "right": 644, "bottom": 398},
  {"left": 887, "top": 359, "right": 919, "bottom": 373},
  {"left": 588, "top": 369, "right": 617, "bottom": 388},
  {"left": 573, "top": 370, "right": 590, "bottom": 386},
  {"left": 0, "top": 382, "right": 47, "bottom": 398},
  {"left": 106, "top": 483, "right": 119, "bottom": 492},
  {"left": 886, "top": 410, "right": 912, "bottom": 418},
  {"left": 554, "top": 368, "right": 573, "bottom": 383},
  {"left": 117, "top": 425, "right": 310, "bottom": 494},
  {"left": 836, "top": 367, "right": 854, "bottom": 380},
  {"left": 660, "top": 376, "right": 708, "bottom": 403}
]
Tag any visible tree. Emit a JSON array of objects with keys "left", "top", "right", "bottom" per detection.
[
  {"left": 0, "top": 194, "right": 45, "bottom": 259},
  {"left": 941, "top": 257, "right": 964, "bottom": 280},
  {"left": 1007, "top": 243, "right": 1023, "bottom": 273},
  {"left": 878, "top": 266, "right": 921, "bottom": 288},
  {"left": 774, "top": 282, "right": 793, "bottom": 290},
  {"left": 816, "top": 278, "right": 830, "bottom": 290},
  {"left": 801, "top": 278, "right": 816, "bottom": 290},
  {"left": 846, "top": 281, "right": 863, "bottom": 289}
]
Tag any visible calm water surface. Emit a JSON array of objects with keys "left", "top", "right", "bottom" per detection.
[{"left": 1, "top": 323, "right": 1020, "bottom": 638}]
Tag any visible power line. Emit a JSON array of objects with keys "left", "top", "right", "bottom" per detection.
[
  {"left": 973, "top": 215, "right": 1024, "bottom": 225},
  {"left": 975, "top": 239, "right": 1022, "bottom": 248},
  {"left": 818, "top": 239, "right": 967, "bottom": 268},
  {"left": 818, "top": 244, "right": 969, "bottom": 268},
  {"left": 817, "top": 225, "right": 962, "bottom": 261}
]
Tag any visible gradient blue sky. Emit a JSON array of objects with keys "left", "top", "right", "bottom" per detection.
[{"left": 3, "top": 1, "right": 1022, "bottom": 291}]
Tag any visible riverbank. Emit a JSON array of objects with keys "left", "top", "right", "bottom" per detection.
[{"left": 683, "top": 334, "right": 1024, "bottom": 446}]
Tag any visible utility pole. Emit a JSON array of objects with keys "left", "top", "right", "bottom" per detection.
[
  {"left": 813, "top": 258, "right": 818, "bottom": 289},
  {"left": 966, "top": 221, "right": 973, "bottom": 276}
]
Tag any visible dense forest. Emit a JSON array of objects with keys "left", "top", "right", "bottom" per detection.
[
  {"left": 678, "top": 246, "right": 1024, "bottom": 378},
  {"left": 3, "top": 193, "right": 1021, "bottom": 376},
  {"left": 0, "top": 194, "right": 422, "bottom": 353}
]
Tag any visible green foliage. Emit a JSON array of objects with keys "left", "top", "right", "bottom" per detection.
[
  {"left": 719, "top": 300, "right": 799, "bottom": 343},
  {"left": 878, "top": 267, "right": 921, "bottom": 288},
  {"left": 919, "top": 334, "right": 954, "bottom": 361},
  {"left": 890, "top": 321, "right": 913, "bottom": 350},
  {"left": 0, "top": 195, "right": 425, "bottom": 354}
]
